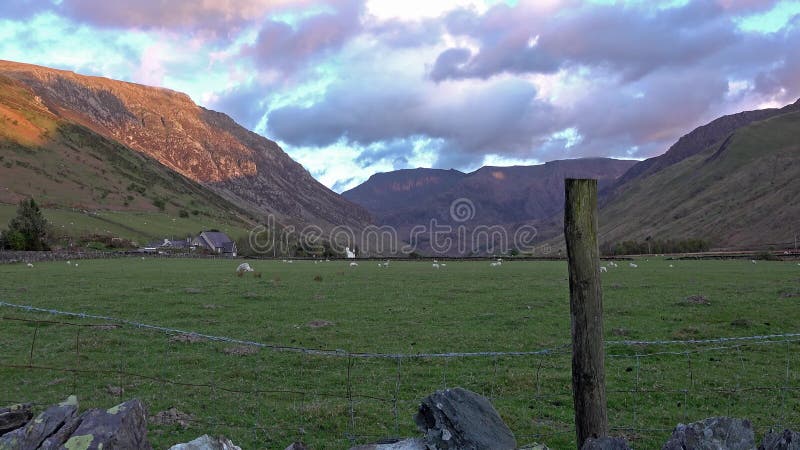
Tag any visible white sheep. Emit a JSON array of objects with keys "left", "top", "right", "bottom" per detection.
[
  {"left": 346, "top": 247, "right": 356, "bottom": 259},
  {"left": 349, "top": 262, "right": 359, "bottom": 267},
  {"left": 490, "top": 262, "right": 500, "bottom": 267},
  {"left": 74, "top": 263, "right": 78, "bottom": 267},
  {"left": 236, "top": 263, "right": 254, "bottom": 273},
  {"left": 382, "top": 261, "right": 389, "bottom": 268},
  {"left": 26, "top": 263, "right": 33, "bottom": 268},
  {"left": 432, "top": 263, "right": 440, "bottom": 269},
  {"left": 66, "top": 261, "right": 71, "bottom": 265},
  {"left": 600, "top": 266, "right": 607, "bottom": 273},
  {"left": 440, "top": 263, "right": 447, "bottom": 267},
  {"left": 751, "top": 260, "right": 757, "bottom": 264},
  {"left": 669, "top": 264, "right": 674, "bottom": 268},
  {"left": 629, "top": 263, "right": 638, "bottom": 268}
]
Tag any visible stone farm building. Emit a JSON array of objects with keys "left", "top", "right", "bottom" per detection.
[{"left": 143, "top": 231, "right": 237, "bottom": 256}]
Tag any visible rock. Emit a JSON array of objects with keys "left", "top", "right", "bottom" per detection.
[
  {"left": 414, "top": 387, "right": 516, "bottom": 450},
  {"left": 349, "top": 438, "right": 426, "bottom": 450},
  {"left": 662, "top": 417, "right": 754, "bottom": 450},
  {"left": 61, "top": 398, "right": 152, "bottom": 450},
  {"left": 167, "top": 434, "right": 242, "bottom": 450},
  {"left": 0, "top": 395, "right": 78, "bottom": 449},
  {"left": 519, "top": 444, "right": 549, "bottom": 450},
  {"left": 0, "top": 403, "right": 32, "bottom": 435},
  {"left": 285, "top": 442, "right": 309, "bottom": 450},
  {"left": 760, "top": 429, "right": 800, "bottom": 450},
  {"left": 582, "top": 436, "right": 632, "bottom": 449},
  {"left": 149, "top": 407, "right": 194, "bottom": 429}
]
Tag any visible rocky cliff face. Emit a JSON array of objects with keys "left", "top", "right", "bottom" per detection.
[{"left": 0, "top": 60, "right": 371, "bottom": 229}]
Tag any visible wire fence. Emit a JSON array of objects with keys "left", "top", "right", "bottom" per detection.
[{"left": 1, "top": 302, "right": 799, "bottom": 449}]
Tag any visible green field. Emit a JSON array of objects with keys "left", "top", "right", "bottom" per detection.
[{"left": 1, "top": 258, "right": 798, "bottom": 448}]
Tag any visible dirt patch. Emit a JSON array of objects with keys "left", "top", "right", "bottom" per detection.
[
  {"left": 184, "top": 288, "right": 204, "bottom": 294},
  {"left": 169, "top": 333, "right": 206, "bottom": 344},
  {"left": 780, "top": 291, "right": 800, "bottom": 298},
  {"left": 106, "top": 385, "right": 124, "bottom": 396},
  {"left": 307, "top": 320, "right": 334, "bottom": 328},
  {"left": 673, "top": 327, "right": 700, "bottom": 339},
  {"left": 202, "top": 304, "right": 222, "bottom": 309},
  {"left": 683, "top": 295, "right": 710, "bottom": 305},
  {"left": 46, "top": 378, "right": 66, "bottom": 386},
  {"left": 242, "top": 292, "right": 260, "bottom": 299},
  {"left": 223, "top": 345, "right": 260, "bottom": 356},
  {"left": 93, "top": 324, "right": 120, "bottom": 330},
  {"left": 149, "top": 407, "right": 194, "bottom": 429}
]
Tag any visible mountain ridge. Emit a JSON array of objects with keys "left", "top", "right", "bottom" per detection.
[{"left": 0, "top": 59, "right": 371, "bottom": 230}]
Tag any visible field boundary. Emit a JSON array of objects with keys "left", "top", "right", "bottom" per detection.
[{"left": 3, "top": 300, "right": 800, "bottom": 358}]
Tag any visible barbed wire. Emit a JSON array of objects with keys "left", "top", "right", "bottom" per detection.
[
  {"left": 2, "top": 302, "right": 799, "bottom": 449},
  {"left": 3, "top": 301, "right": 799, "bottom": 359}
]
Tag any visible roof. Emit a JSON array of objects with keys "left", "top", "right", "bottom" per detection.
[{"left": 200, "top": 231, "right": 234, "bottom": 249}]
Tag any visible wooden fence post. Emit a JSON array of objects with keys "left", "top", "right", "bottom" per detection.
[{"left": 564, "top": 178, "right": 608, "bottom": 448}]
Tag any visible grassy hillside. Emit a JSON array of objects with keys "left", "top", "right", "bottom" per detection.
[
  {"left": 0, "top": 74, "right": 257, "bottom": 242},
  {"left": 0, "top": 205, "right": 252, "bottom": 246},
  {"left": 598, "top": 110, "right": 800, "bottom": 250}
]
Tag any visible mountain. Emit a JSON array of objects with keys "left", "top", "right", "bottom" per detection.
[
  {"left": 609, "top": 99, "right": 800, "bottom": 194},
  {"left": 343, "top": 158, "right": 636, "bottom": 254},
  {"left": 597, "top": 101, "right": 800, "bottom": 250},
  {"left": 0, "top": 60, "right": 370, "bottom": 231}
]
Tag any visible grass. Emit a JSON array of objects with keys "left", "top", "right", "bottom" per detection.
[
  {"left": 0, "top": 204, "right": 252, "bottom": 245},
  {"left": 0, "top": 258, "right": 799, "bottom": 448}
]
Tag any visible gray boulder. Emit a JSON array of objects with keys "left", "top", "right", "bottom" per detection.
[
  {"left": 0, "top": 395, "right": 78, "bottom": 449},
  {"left": 284, "top": 442, "right": 309, "bottom": 450},
  {"left": 582, "top": 436, "right": 632, "bottom": 449},
  {"left": 168, "top": 434, "right": 241, "bottom": 450},
  {"left": 349, "top": 438, "right": 426, "bottom": 450},
  {"left": 662, "top": 417, "right": 755, "bottom": 450},
  {"left": 57, "top": 398, "right": 152, "bottom": 450},
  {"left": 760, "top": 429, "right": 800, "bottom": 450},
  {"left": 414, "top": 387, "right": 516, "bottom": 450},
  {"left": 0, "top": 403, "right": 33, "bottom": 435}
]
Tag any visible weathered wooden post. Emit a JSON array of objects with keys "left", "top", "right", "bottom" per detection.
[{"left": 564, "top": 178, "right": 608, "bottom": 449}]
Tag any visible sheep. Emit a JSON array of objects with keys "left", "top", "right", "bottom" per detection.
[
  {"left": 382, "top": 261, "right": 389, "bottom": 268},
  {"left": 432, "top": 263, "right": 440, "bottom": 269},
  {"left": 751, "top": 260, "right": 757, "bottom": 264},
  {"left": 74, "top": 263, "right": 78, "bottom": 267},
  {"left": 346, "top": 247, "right": 356, "bottom": 259},
  {"left": 26, "top": 263, "right": 33, "bottom": 268},
  {"left": 236, "top": 263, "right": 254, "bottom": 274},
  {"left": 490, "top": 262, "right": 500, "bottom": 267},
  {"left": 349, "top": 262, "right": 359, "bottom": 267},
  {"left": 629, "top": 263, "right": 638, "bottom": 268},
  {"left": 669, "top": 264, "right": 674, "bottom": 268},
  {"left": 600, "top": 266, "right": 607, "bottom": 273},
  {"left": 440, "top": 263, "right": 446, "bottom": 267},
  {"left": 66, "top": 261, "right": 72, "bottom": 265}
]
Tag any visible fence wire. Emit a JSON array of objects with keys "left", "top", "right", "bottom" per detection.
[{"left": 1, "top": 302, "right": 799, "bottom": 449}]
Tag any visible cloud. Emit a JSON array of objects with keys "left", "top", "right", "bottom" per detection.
[
  {"left": 268, "top": 72, "right": 560, "bottom": 168},
  {"left": 432, "top": 0, "right": 752, "bottom": 82},
  {"left": 243, "top": 0, "right": 364, "bottom": 75}
]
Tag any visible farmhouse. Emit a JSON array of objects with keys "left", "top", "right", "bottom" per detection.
[
  {"left": 142, "top": 231, "right": 237, "bottom": 256},
  {"left": 193, "top": 231, "right": 237, "bottom": 256}
]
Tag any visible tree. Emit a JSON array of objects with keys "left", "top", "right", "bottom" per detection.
[{"left": 3, "top": 198, "right": 49, "bottom": 251}]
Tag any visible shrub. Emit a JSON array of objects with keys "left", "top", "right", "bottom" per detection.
[
  {"left": 2, "top": 198, "right": 49, "bottom": 250},
  {"left": 179, "top": 210, "right": 189, "bottom": 218}
]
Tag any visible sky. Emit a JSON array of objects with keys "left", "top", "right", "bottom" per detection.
[{"left": 1, "top": 0, "right": 799, "bottom": 192}]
